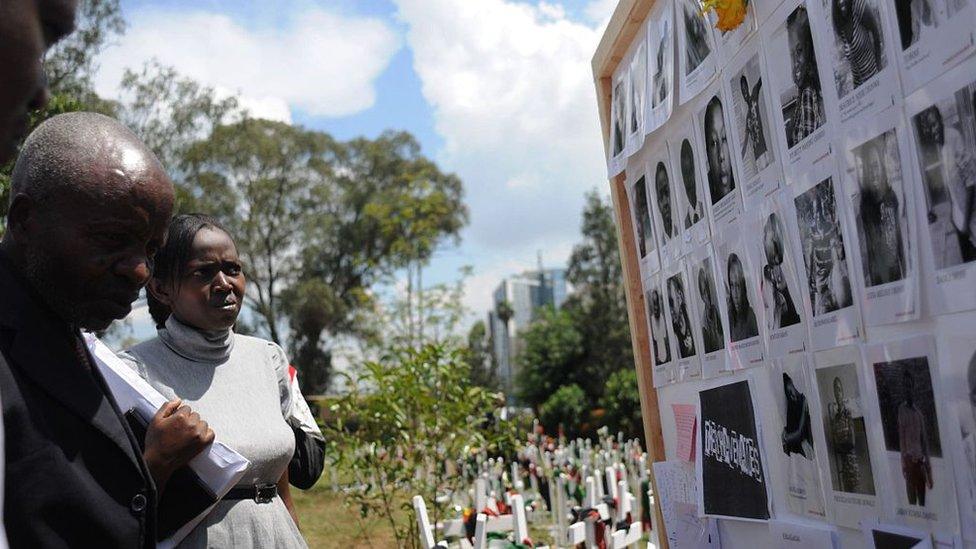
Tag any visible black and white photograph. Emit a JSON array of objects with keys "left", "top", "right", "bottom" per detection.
[
  {"left": 647, "top": 277, "right": 676, "bottom": 387},
  {"left": 766, "top": 355, "right": 827, "bottom": 519},
  {"left": 708, "top": 0, "right": 756, "bottom": 67},
  {"left": 818, "top": 0, "right": 900, "bottom": 126},
  {"left": 863, "top": 523, "right": 932, "bottom": 549},
  {"left": 942, "top": 336, "right": 976, "bottom": 541},
  {"left": 793, "top": 178, "right": 853, "bottom": 312},
  {"left": 668, "top": 121, "right": 710, "bottom": 250},
  {"left": 864, "top": 336, "right": 957, "bottom": 532},
  {"left": 679, "top": 138, "right": 705, "bottom": 230},
  {"left": 843, "top": 115, "right": 918, "bottom": 326},
  {"left": 887, "top": 0, "right": 976, "bottom": 92},
  {"left": 678, "top": 0, "right": 717, "bottom": 103},
  {"left": 697, "top": 377, "right": 771, "bottom": 521},
  {"left": 762, "top": 0, "right": 831, "bottom": 179},
  {"left": 631, "top": 171, "right": 660, "bottom": 278},
  {"left": 648, "top": 0, "right": 675, "bottom": 132},
  {"left": 667, "top": 266, "right": 703, "bottom": 381},
  {"left": 655, "top": 160, "right": 677, "bottom": 244},
  {"left": 809, "top": 346, "right": 879, "bottom": 529},
  {"left": 725, "top": 41, "right": 782, "bottom": 209},
  {"left": 650, "top": 149, "right": 681, "bottom": 265},
  {"left": 717, "top": 223, "right": 765, "bottom": 369},
  {"left": 626, "top": 39, "right": 647, "bottom": 154},
  {"left": 906, "top": 60, "right": 976, "bottom": 315},
  {"left": 690, "top": 247, "right": 728, "bottom": 378},
  {"left": 697, "top": 86, "right": 744, "bottom": 229},
  {"left": 610, "top": 70, "right": 627, "bottom": 175},
  {"left": 754, "top": 191, "right": 808, "bottom": 357}
]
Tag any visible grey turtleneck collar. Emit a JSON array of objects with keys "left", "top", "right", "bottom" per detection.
[{"left": 158, "top": 314, "right": 235, "bottom": 363}]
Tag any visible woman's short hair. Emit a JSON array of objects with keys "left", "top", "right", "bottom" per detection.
[{"left": 147, "top": 213, "right": 232, "bottom": 328}]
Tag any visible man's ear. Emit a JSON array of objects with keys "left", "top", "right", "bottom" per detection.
[
  {"left": 5, "top": 193, "right": 35, "bottom": 243},
  {"left": 148, "top": 278, "right": 174, "bottom": 307}
]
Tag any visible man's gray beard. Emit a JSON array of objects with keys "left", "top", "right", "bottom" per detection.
[{"left": 22, "top": 247, "right": 85, "bottom": 328}]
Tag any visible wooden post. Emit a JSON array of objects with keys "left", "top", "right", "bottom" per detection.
[{"left": 591, "top": 1, "right": 669, "bottom": 547}]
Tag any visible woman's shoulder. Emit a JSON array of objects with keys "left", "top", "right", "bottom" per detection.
[
  {"left": 232, "top": 334, "right": 289, "bottom": 371},
  {"left": 118, "top": 337, "right": 168, "bottom": 376}
]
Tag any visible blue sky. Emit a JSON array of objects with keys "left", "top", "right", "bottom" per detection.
[{"left": 95, "top": 0, "right": 616, "bottom": 326}]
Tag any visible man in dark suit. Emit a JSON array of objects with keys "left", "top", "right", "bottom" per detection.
[{"left": 0, "top": 111, "right": 216, "bottom": 547}]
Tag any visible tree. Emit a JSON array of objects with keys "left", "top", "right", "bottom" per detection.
[
  {"left": 465, "top": 320, "right": 499, "bottom": 390},
  {"left": 515, "top": 307, "right": 584, "bottom": 410},
  {"left": 539, "top": 384, "right": 587, "bottom": 438},
  {"left": 563, "top": 190, "right": 633, "bottom": 404},
  {"left": 601, "top": 368, "right": 643, "bottom": 441}
]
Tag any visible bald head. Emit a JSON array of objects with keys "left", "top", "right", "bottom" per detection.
[{"left": 3, "top": 112, "right": 174, "bottom": 331}]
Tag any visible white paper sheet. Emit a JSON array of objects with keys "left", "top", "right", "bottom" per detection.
[
  {"left": 937, "top": 336, "right": 976, "bottom": 543},
  {"left": 628, "top": 158, "right": 662, "bottom": 277},
  {"left": 715, "top": 219, "right": 767, "bottom": 369},
  {"left": 648, "top": 0, "right": 677, "bottom": 133},
  {"left": 665, "top": 260, "right": 704, "bottom": 381},
  {"left": 609, "top": 66, "right": 629, "bottom": 177},
  {"left": 648, "top": 144, "right": 683, "bottom": 267},
  {"left": 668, "top": 108, "right": 713, "bottom": 254},
  {"left": 677, "top": 0, "right": 719, "bottom": 104},
  {"left": 696, "top": 81, "right": 746, "bottom": 231},
  {"left": 769, "top": 519, "right": 838, "bottom": 548},
  {"left": 625, "top": 28, "right": 648, "bottom": 158},
  {"left": 807, "top": 345, "right": 881, "bottom": 530},
  {"left": 861, "top": 335, "right": 959, "bottom": 535},
  {"left": 839, "top": 108, "right": 920, "bottom": 326},
  {"left": 652, "top": 460, "right": 722, "bottom": 549},
  {"left": 688, "top": 243, "right": 731, "bottom": 378},
  {"left": 904, "top": 57, "right": 976, "bottom": 316},
  {"left": 646, "top": 272, "right": 679, "bottom": 387}
]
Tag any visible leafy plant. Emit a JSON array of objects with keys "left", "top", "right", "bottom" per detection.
[{"left": 539, "top": 384, "right": 587, "bottom": 438}]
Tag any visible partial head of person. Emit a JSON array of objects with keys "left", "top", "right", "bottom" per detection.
[
  {"left": 764, "top": 213, "right": 785, "bottom": 266},
  {"left": 727, "top": 253, "right": 747, "bottom": 311},
  {"left": 783, "top": 373, "right": 799, "bottom": 400},
  {"left": 680, "top": 139, "right": 697, "bottom": 203},
  {"left": 0, "top": 0, "right": 78, "bottom": 163},
  {"left": 832, "top": 0, "right": 852, "bottom": 34},
  {"left": 833, "top": 376, "right": 845, "bottom": 405},
  {"left": 739, "top": 75, "right": 751, "bottom": 101},
  {"left": 861, "top": 140, "right": 890, "bottom": 195},
  {"left": 704, "top": 96, "right": 732, "bottom": 194},
  {"left": 2, "top": 112, "right": 173, "bottom": 331},
  {"left": 147, "top": 214, "right": 245, "bottom": 333},
  {"left": 698, "top": 267, "right": 713, "bottom": 307},
  {"left": 788, "top": 7, "right": 817, "bottom": 89},
  {"left": 655, "top": 161, "right": 672, "bottom": 233},
  {"left": 650, "top": 289, "right": 662, "bottom": 317},
  {"left": 916, "top": 106, "right": 944, "bottom": 147}
]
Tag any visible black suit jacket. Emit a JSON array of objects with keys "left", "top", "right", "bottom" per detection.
[{"left": 0, "top": 253, "right": 158, "bottom": 548}]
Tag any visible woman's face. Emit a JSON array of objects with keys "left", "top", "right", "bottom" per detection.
[{"left": 157, "top": 227, "right": 246, "bottom": 332}]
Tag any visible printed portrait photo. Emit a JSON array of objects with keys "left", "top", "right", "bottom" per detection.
[
  {"left": 634, "top": 175, "right": 655, "bottom": 259},
  {"left": 761, "top": 212, "right": 802, "bottom": 330},
  {"left": 652, "top": 16, "right": 673, "bottom": 108},
  {"left": 822, "top": 0, "right": 888, "bottom": 98},
  {"left": 612, "top": 78, "right": 626, "bottom": 157},
  {"left": 655, "top": 161, "right": 677, "bottom": 241},
  {"left": 910, "top": 82, "right": 976, "bottom": 270},
  {"left": 893, "top": 0, "right": 940, "bottom": 50},
  {"left": 724, "top": 252, "right": 760, "bottom": 342},
  {"left": 872, "top": 357, "right": 942, "bottom": 508},
  {"left": 703, "top": 95, "right": 736, "bottom": 204},
  {"left": 816, "top": 363, "right": 877, "bottom": 495},
  {"left": 682, "top": 0, "right": 712, "bottom": 76},
  {"left": 849, "top": 130, "right": 910, "bottom": 287},
  {"left": 695, "top": 256, "right": 726, "bottom": 353},
  {"left": 678, "top": 138, "right": 705, "bottom": 229},
  {"left": 794, "top": 178, "right": 854, "bottom": 315},
  {"left": 629, "top": 42, "right": 647, "bottom": 140},
  {"left": 773, "top": 358, "right": 827, "bottom": 518},
  {"left": 667, "top": 273, "right": 698, "bottom": 359},
  {"left": 647, "top": 286, "right": 672, "bottom": 365},
  {"left": 729, "top": 53, "right": 775, "bottom": 178}
]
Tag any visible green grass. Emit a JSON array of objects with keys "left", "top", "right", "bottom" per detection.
[{"left": 293, "top": 485, "right": 402, "bottom": 548}]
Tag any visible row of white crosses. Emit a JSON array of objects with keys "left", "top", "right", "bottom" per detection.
[{"left": 414, "top": 491, "right": 545, "bottom": 549}]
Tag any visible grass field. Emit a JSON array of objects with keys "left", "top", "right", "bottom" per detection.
[{"left": 293, "top": 485, "right": 401, "bottom": 548}]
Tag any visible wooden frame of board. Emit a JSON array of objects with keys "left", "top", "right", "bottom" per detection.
[{"left": 591, "top": 1, "right": 669, "bottom": 548}]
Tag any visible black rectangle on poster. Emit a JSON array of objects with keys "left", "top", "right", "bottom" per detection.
[{"left": 699, "top": 379, "right": 770, "bottom": 520}]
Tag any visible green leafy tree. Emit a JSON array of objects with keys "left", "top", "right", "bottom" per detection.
[
  {"left": 515, "top": 307, "right": 584, "bottom": 409},
  {"left": 563, "top": 190, "right": 633, "bottom": 404},
  {"left": 539, "top": 384, "right": 587, "bottom": 438},
  {"left": 326, "top": 343, "right": 516, "bottom": 549},
  {"left": 465, "top": 320, "right": 498, "bottom": 390},
  {"left": 601, "top": 368, "right": 643, "bottom": 440}
]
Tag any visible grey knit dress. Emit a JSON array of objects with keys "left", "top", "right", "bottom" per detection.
[{"left": 120, "top": 315, "right": 307, "bottom": 549}]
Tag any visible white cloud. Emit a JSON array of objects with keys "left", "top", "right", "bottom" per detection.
[
  {"left": 94, "top": 7, "right": 400, "bottom": 121},
  {"left": 393, "top": 0, "right": 613, "bottom": 318}
]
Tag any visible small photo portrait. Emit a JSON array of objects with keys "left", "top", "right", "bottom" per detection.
[
  {"left": 893, "top": 0, "right": 940, "bottom": 50},
  {"left": 773, "top": 357, "right": 827, "bottom": 518},
  {"left": 703, "top": 94, "right": 737, "bottom": 204},
  {"left": 850, "top": 130, "right": 910, "bottom": 287},
  {"left": 778, "top": 5, "right": 827, "bottom": 149},
  {"left": 679, "top": 138, "right": 705, "bottom": 229},
  {"left": 667, "top": 273, "right": 697, "bottom": 358},
  {"left": 647, "top": 286, "right": 672, "bottom": 365},
  {"left": 823, "top": 0, "right": 888, "bottom": 98},
  {"left": 910, "top": 83, "right": 976, "bottom": 269},
  {"left": 695, "top": 256, "right": 726, "bottom": 353},
  {"left": 761, "top": 212, "right": 802, "bottom": 330},
  {"left": 629, "top": 42, "right": 647, "bottom": 139},
  {"left": 794, "top": 177, "right": 854, "bottom": 315},
  {"left": 652, "top": 17, "right": 673, "bottom": 108},
  {"left": 682, "top": 0, "right": 712, "bottom": 75},
  {"left": 655, "top": 160, "right": 677, "bottom": 241},
  {"left": 725, "top": 252, "right": 760, "bottom": 342},
  {"left": 816, "top": 362, "right": 877, "bottom": 495},
  {"left": 634, "top": 175, "right": 655, "bottom": 259},
  {"left": 612, "top": 78, "right": 626, "bottom": 157},
  {"left": 872, "top": 357, "right": 942, "bottom": 507},
  {"left": 729, "top": 54, "right": 775, "bottom": 177}
]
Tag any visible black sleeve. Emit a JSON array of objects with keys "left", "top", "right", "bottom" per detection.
[{"left": 287, "top": 416, "right": 326, "bottom": 490}]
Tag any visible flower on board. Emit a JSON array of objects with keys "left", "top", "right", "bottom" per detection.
[{"left": 701, "top": 0, "right": 749, "bottom": 31}]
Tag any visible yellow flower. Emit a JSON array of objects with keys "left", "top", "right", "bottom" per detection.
[{"left": 701, "top": 0, "right": 748, "bottom": 31}]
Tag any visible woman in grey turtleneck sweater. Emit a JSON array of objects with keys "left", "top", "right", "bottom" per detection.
[{"left": 120, "top": 214, "right": 306, "bottom": 548}]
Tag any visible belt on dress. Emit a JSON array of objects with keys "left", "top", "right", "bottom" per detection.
[{"left": 224, "top": 483, "right": 278, "bottom": 504}]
